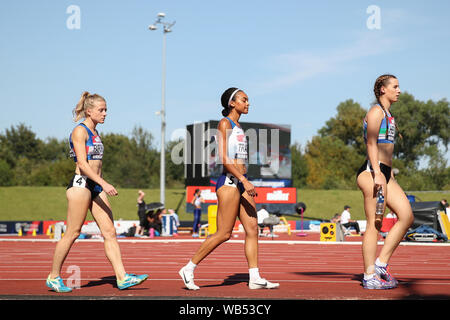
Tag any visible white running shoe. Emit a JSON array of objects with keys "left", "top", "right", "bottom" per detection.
[
  {"left": 179, "top": 266, "right": 200, "bottom": 290},
  {"left": 248, "top": 278, "right": 280, "bottom": 290}
]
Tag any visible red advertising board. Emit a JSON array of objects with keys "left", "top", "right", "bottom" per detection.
[{"left": 186, "top": 186, "right": 296, "bottom": 204}]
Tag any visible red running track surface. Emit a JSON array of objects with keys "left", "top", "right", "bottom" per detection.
[{"left": 0, "top": 234, "right": 449, "bottom": 301}]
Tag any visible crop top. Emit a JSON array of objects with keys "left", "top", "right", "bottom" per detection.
[
  {"left": 69, "top": 123, "right": 104, "bottom": 162},
  {"left": 225, "top": 117, "right": 248, "bottom": 161},
  {"left": 363, "top": 105, "right": 396, "bottom": 144},
  {"left": 194, "top": 195, "right": 202, "bottom": 207}
]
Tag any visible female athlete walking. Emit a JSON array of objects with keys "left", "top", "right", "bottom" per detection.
[
  {"left": 357, "top": 75, "right": 413, "bottom": 289},
  {"left": 179, "top": 88, "right": 279, "bottom": 290},
  {"left": 46, "top": 92, "right": 147, "bottom": 292}
]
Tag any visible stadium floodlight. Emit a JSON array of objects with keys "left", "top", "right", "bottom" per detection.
[{"left": 148, "top": 13, "right": 176, "bottom": 206}]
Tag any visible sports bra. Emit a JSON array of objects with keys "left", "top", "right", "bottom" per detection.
[
  {"left": 69, "top": 123, "right": 104, "bottom": 162},
  {"left": 363, "top": 105, "right": 396, "bottom": 144},
  {"left": 225, "top": 117, "right": 248, "bottom": 161}
]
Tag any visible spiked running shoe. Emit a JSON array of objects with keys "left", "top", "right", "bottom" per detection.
[
  {"left": 375, "top": 264, "right": 398, "bottom": 288},
  {"left": 362, "top": 274, "right": 394, "bottom": 290},
  {"left": 249, "top": 278, "right": 280, "bottom": 290},
  {"left": 46, "top": 275, "right": 73, "bottom": 293},
  {"left": 179, "top": 266, "right": 200, "bottom": 290},
  {"left": 117, "top": 273, "right": 148, "bottom": 290}
]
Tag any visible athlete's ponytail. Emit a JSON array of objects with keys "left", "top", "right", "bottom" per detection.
[{"left": 72, "top": 91, "right": 106, "bottom": 122}]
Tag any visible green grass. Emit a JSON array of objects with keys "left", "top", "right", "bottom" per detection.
[
  {"left": 0, "top": 187, "right": 448, "bottom": 222},
  {"left": 0, "top": 187, "right": 188, "bottom": 221}
]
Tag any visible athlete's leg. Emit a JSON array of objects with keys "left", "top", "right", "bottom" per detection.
[
  {"left": 49, "top": 188, "right": 91, "bottom": 278},
  {"left": 90, "top": 192, "right": 126, "bottom": 282},
  {"left": 190, "top": 186, "right": 241, "bottom": 265},
  {"left": 377, "top": 179, "right": 414, "bottom": 264},
  {"left": 238, "top": 192, "right": 259, "bottom": 268},
  {"left": 357, "top": 170, "right": 385, "bottom": 275},
  {"left": 192, "top": 209, "right": 201, "bottom": 235}
]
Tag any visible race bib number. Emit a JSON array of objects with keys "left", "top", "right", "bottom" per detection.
[
  {"left": 387, "top": 117, "right": 396, "bottom": 141},
  {"left": 73, "top": 175, "right": 87, "bottom": 188},
  {"left": 236, "top": 141, "right": 248, "bottom": 159},
  {"left": 224, "top": 174, "right": 238, "bottom": 188}
]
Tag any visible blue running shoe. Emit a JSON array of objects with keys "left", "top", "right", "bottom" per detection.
[
  {"left": 362, "top": 274, "right": 394, "bottom": 290},
  {"left": 375, "top": 264, "right": 398, "bottom": 288},
  {"left": 117, "top": 273, "right": 148, "bottom": 290},
  {"left": 46, "top": 275, "right": 73, "bottom": 293}
]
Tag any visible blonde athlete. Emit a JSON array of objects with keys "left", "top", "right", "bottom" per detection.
[{"left": 46, "top": 92, "right": 147, "bottom": 292}]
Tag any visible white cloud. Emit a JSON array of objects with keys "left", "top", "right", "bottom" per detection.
[{"left": 251, "top": 32, "right": 400, "bottom": 94}]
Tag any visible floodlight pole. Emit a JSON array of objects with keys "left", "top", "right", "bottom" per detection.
[{"left": 149, "top": 13, "right": 175, "bottom": 205}]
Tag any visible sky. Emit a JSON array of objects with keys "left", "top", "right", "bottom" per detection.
[{"left": 1, "top": 0, "right": 449, "bottom": 161}]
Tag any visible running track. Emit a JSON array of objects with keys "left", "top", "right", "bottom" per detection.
[{"left": 0, "top": 234, "right": 449, "bottom": 301}]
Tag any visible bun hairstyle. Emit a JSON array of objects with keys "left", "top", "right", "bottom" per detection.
[
  {"left": 72, "top": 91, "right": 106, "bottom": 122},
  {"left": 221, "top": 87, "right": 241, "bottom": 117}
]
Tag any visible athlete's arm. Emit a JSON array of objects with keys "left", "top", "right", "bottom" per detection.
[
  {"left": 71, "top": 126, "right": 118, "bottom": 196},
  {"left": 365, "top": 107, "right": 386, "bottom": 190}
]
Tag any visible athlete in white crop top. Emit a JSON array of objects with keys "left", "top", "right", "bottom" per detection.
[
  {"left": 225, "top": 116, "right": 248, "bottom": 161},
  {"left": 179, "top": 88, "right": 279, "bottom": 291}
]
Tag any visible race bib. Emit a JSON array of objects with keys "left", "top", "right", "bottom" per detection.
[
  {"left": 73, "top": 174, "right": 87, "bottom": 188},
  {"left": 224, "top": 173, "right": 239, "bottom": 188},
  {"left": 387, "top": 117, "right": 396, "bottom": 141}
]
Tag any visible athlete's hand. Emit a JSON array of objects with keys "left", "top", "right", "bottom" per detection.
[
  {"left": 373, "top": 172, "right": 386, "bottom": 196},
  {"left": 243, "top": 179, "right": 257, "bottom": 197},
  {"left": 103, "top": 182, "right": 118, "bottom": 196}
]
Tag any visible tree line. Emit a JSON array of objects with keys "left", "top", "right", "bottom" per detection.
[
  {"left": 292, "top": 92, "right": 450, "bottom": 190},
  {"left": 0, "top": 92, "right": 448, "bottom": 190},
  {"left": 0, "top": 124, "right": 184, "bottom": 188}
]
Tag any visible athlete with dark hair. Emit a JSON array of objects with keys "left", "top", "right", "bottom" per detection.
[{"left": 178, "top": 88, "right": 279, "bottom": 290}]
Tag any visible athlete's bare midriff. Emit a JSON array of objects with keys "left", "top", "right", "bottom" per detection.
[
  {"left": 75, "top": 160, "right": 103, "bottom": 176},
  {"left": 230, "top": 160, "right": 247, "bottom": 176},
  {"left": 374, "top": 143, "right": 394, "bottom": 167}
]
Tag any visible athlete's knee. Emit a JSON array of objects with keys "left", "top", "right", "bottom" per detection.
[
  {"left": 245, "top": 224, "right": 259, "bottom": 238},
  {"left": 101, "top": 228, "right": 117, "bottom": 240},
  {"left": 64, "top": 228, "right": 81, "bottom": 241},
  {"left": 400, "top": 211, "right": 414, "bottom": 229},
  {"left": 216, "top": 230, "right": 232, "bottom": 243}
]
